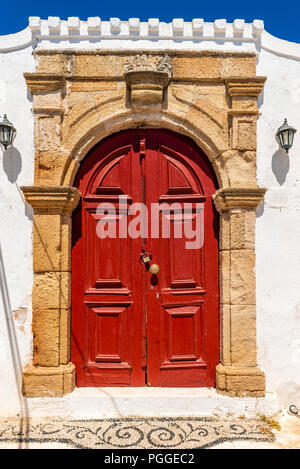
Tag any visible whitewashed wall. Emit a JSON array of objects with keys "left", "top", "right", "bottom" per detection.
[
  {"left": 257, "top": 37, "right": 300, "bottom": 407},
  {"left": 0, "top": 19, "right": 299, "bottom": 416},
  {"left": 0, "top": 34, "right": 35, "bottom": 415}
]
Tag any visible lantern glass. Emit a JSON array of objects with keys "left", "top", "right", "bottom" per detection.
[
  {"left": 289, "top": 129, "right": 295, "bottom": 148},
  {"left": 0, "top": 114, "right": 16, "bottom": 150},
  {"left": 276, "top": 119, "right": 296, "bottom": 153},
  {"left": 283, "top": 130, "right": 288, "bottom": 146}
]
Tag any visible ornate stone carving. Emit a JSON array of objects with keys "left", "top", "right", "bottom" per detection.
[
  {"left": 124, "top": 54, "right": 172, "bottom": 75},
  {"left": 123, "top": 54, "right": 172, "bottom": 106}
]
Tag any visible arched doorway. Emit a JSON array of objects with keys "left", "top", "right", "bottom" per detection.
[{"left": 71, "top": 129, "right": 219, "bottom": 387}]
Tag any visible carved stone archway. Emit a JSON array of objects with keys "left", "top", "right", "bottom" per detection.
[{"left": 21, "top": 50, "right": 266, "bottom": 397}]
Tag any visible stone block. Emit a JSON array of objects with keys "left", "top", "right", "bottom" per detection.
[
  {"left": 172, "top": 56, "right": 220, "bottom": 79},
  {"left": 219, "top": 212, "right": 230, "bottom": 251},
  {"left": 34, "top": 115, "right": 61, "bottom": 153},
  {"left": 33, "top": 214, "right": 62, "bottom": 272},
  {"left": 34, "top": 151, "right": 70, "bottom": 186},
  {"left": 230, "top": 250, "right": 256, "bottom": 305},
  {"left": 231, "top": 305, "right": 257, "bottom": 366},
  {"left": 215, "top": 150, "right": 257, "bottom": 187},
  {"left": 32, "top": 271, "right": 71, "bottom": 310},
  {"left": 220, "top": 57, "right": 256, "bottom": 77},
  {"left": 60, "top": 308, "right": 71, "bottom": 365},
  {"left": 60, "top": 215, "right": 72, "bottom": 271},
  {"left": 22, "top": 363, "right": 75, "bottom": 397},
  {"left": 219, "top": 251, "right": 230, "bottom": 304},
  {"left": 230, "top": 209, "right": 256, "bottom": 250},
  {"left": 219, "top": 304, "right": 231, "bottom": 366},
  {"left": 216, "top": 364, "right": 265, "bottom": 397},
  {"left": 232, "top": 115, "right": 257, "bottom": 151},
  {"left": 32, "top": 309, "right": 60, "bottom": 366},
  {"left": 231, "top": 95, "right": 257, "bottom": 112}
]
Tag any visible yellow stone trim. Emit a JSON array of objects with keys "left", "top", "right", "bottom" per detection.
[
  {"left": 24, "top": 73, "right": 65, "bottom": 93},
  {"left": 33, "top": 107, "right": 64, "bottom": 115},
  {"left": 228, "top": 110, "right": 259, "bottom": 116},
  {"left": 216, "top": 364, "right": 265, "bottom": 397},
  {"left": 21, "top": 186, "right": 81, "bottom": 213},
  {"left": 125, "top": 71, "right": 170, "bottom": 106},
  {"left": 226, "top": 76, "right": 267, "bottom": 97},
  {"left": 34, "top": 51, "right": 257, "bottom": 81},
  {"left": 213, "top": 187, "right": 266, "bottom": 213},
  {"left": 22, "top": 363, "right": 75, "bottom": 398}
]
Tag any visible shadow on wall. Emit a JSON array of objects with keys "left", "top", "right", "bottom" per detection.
[
  {"left": 2, "top": 146, "right": 33, "bottom": 220},
  {"left": 256, "top": 200, "right": 265, "bottom": 218},
  {"left": 2, "top": 147, "right": 22, "bottom": 183},
  {"left": 0, "top": 243, "right": 29, "bottom": 445},
  {"left": 272, "top": 148, "right": 290, "bottom": 185}
]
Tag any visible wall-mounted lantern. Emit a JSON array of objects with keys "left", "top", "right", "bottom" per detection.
[
  {"left": 276, "top": 119, "right": 297, "bottom": 153},
  {"left": 0, "top": 114, "right": 16, "bottom": 150}
]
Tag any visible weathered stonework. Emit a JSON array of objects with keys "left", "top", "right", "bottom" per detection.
[
  {"left": 214, "top": 187, "right": 266, "bottom": 396},
  {"left": 21, "top": 186, "right": 80, "bottom": 396},
  {"left": 22, "top": 50, "right": 266, "bottom": 397},
  {"left": 124, "top": 54, "right": 172, "bottom": 106},
  {"left": 22, "top": 363, "right": 75, "bottom": 398},
  {"left": 24, "top": 73, "right": 65, "bottom": 93},
  {"left": 216, "top": 364, "right": 265, "bottom": 397}
]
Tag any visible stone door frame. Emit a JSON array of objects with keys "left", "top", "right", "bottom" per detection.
[{"left": 21, "top": 50, "right": 266, "bottom": 397}]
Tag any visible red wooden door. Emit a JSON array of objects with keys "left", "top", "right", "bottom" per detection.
[{"left": 71, "top": 130, "right": 219, "bottom": 387}]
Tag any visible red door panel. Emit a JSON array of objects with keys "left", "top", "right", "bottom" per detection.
[
  {"left": 71, "top": 129, "right": 219, "bottom": 387},
  {"left": 72, "top": 134, "right": 145, "bottom": 386},
  {"left": 145, "top": 133, "right": 218, "bottom": 387}
]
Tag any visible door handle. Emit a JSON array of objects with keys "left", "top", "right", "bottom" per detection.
[{"left": 149, "top": 263, "right": 160, "bottom": 275}]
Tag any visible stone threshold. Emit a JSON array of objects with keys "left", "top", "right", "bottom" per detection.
[{"left": 22, "top": 387, "right": 279, "bottom": 420}]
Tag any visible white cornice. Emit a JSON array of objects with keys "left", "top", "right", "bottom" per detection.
[
  {"left": 0, "top": 17, "right": 263, "bottom": 54},
  {"left": 0, "top": 26, "right": 35, "bottom": 52},
  {"left": 1, "top": 17, "right": 300, "bottom": 61},
  {"left": 261, "top": 30, "right": 300, "bottom": 60},
  {"left": 28, "top": 17, "right": 264, "bottom": 41},
  {"left": 29, "top": 17, "right": 263, "bottom": 53}
]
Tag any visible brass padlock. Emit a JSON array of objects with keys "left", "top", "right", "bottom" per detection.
[{"left": 139, "top": 251, "right": 152, "bottom": 264}]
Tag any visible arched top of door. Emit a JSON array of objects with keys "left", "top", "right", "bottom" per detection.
[
  {"left": 61, "top": 107, "right": 229, "bottom": 189},
  {"left": 74, "top": 129, "right": 218, "bottom": 198}
]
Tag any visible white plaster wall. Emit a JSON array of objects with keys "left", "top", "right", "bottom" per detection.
[
  {"left": 0, "top": 44, "right": 35, "bottom": 415},
  {"left": 0, "top": 19, "right": 299, "bottom": 417},
  {"left": 257, "top": 47, "right": 300, "bottom": 407}
]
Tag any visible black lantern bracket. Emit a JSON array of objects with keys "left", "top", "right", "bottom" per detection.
[
  {"left": 0, "top": 114, "right": 16, "bottom": 150},
  {"left": 276, "top": 118, "right": 297, "bottom": 154}
]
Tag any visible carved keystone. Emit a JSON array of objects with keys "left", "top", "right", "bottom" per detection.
[{"left": 123, "top": 54, "right": 172, "bottom": 106}]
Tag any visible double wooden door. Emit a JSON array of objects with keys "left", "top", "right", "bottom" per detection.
[{"left": 72, "top": 130, "right": 219, "bottom": 387}]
